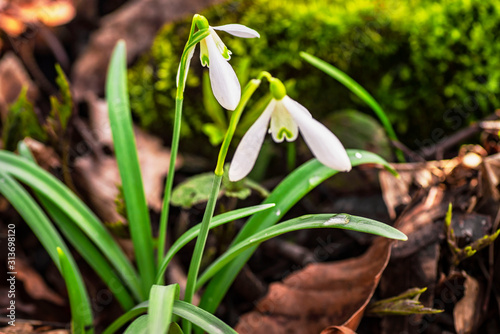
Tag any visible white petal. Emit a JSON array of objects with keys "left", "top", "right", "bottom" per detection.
[
  {"left": 209, "top": 28, "right": 231, "bottom": 60},
  {"left": 283, "top": 97, "right": 352, "bottom": 172},
  {"left": 205, "top": 35, "right": 241, "bottom": 110},
  {"left": 176, "top": 44, "right": 195, "bottom": 87},
  {"left": 229, "top": 100, "right": 276, "bottom": 181},
  {"left": 212, "top": 24, "right": 260, "bottom": 38},
  {"left": 269, "top": 99, "right": 298, "bottom": 143}
]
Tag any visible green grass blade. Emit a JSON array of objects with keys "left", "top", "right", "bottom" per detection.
[
  {"left": 198, "top": 213, "right": 406, "bottom": 288},
  {"left": 0, "top": 150, "right": 142, "bottom": 300},
  {"left": 124, "top": 315, "right": 148, "bottom": 334},
  {"left": 107, "top": 40, "right": 155, "bottom": 294},
  {"left": 0, "top": 172, "right": 93, "bottom": 332},
  {"left": 57, "top": 248, "right": 94, "bottom": 334},
  {"left": 198, "top": 150, "right": 396, "bottom": 315},
  {"left": 155, "top": 204, "right": 275, "bottom": 284},
  {"left": 104, "top": 300, "right": 236, "bottom": 334},
  {"left": 17, "top": 142, "right": 135, "bottom": 309},
  {"left": 103, "top": 302, "right": 149, "bottom": 334},
  {"left": 43, "top": 198, "right": 136, "bottom": 309},
  {"left": 173, "top": 301, "right": 237, "bottom": 334},
  {"left": 300, "top": 51, "right": 404, "bottom": 162},
  {"left": 149, "top": 284, "right": 180, "bottom": 334}
]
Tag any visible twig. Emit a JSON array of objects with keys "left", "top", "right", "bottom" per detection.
[{"left": 418, "top": 112, "right": 500, "bottom": 160}]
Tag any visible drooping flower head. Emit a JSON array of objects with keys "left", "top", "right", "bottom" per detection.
[
  {"left": 229, "top": 77, "right": 352, "bottom": 181},
  {"left": 178, "top": 15, "right": 260, "bottom": 111}
]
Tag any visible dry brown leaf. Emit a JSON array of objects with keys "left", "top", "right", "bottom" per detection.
[
  {"left": 0, "top": 0, "right": 75, "bottom": 36},
  {"left": 321, "top": 326, "right": 357, "bottom": 334},
  {"left": 235, "top": 238, "right": 394, "bottom": 334},
  {"left": 454, "top": 273, "right": 480, "bottom": 334},
  {"left": 16, "top": 256, "right": 65, "bottom": 305},
  {"left": 0, "top": 52, "right": 38, "bottom": 121},
  {"left": 0, "top": 322, "right": 35, "bottom": 333},
  {"left": 23, "top": 137, "right": 61, "bottom": 170},
  {"left": 379, "top": 159, "right": 460, "bottom": 220}
]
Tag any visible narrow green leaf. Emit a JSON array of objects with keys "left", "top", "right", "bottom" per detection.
[
  {"left": 169, "top": 322, "right": 184, "bottom": 334},
  {"left": 197, "top": 213, "right": 406, "bottom": 288},
  {"left": 104, "top": 301, "right": 236, "bottom": 334},
  {"left": 43, "top": 197, "right": 136, "bottom": 309},
  {"left": 300, "top": 52, "right": 404, "bottom": 162},
  {"left": 149, "top": 284, "right": 180, "bottom": 334},
  {"left": 155, "top": 204, "right": 275, "bottom": 284},
  {"left": 106, "top": 40, "right": 155, "bottom": 295},
  {"left": 17, "top": 142, "right": 135, "bottom": 310},
  {"left": 0, "top": 150, "right": 142, "bottom": 301},
  {"left": 367, "top": 287, "right": 443, "bottom": 316},
  {"left": 173, "top": 301, "right": 237, "bottom": 334},
  {"left": 58, "top": 248, "right": 94, "bottom": 334},
  {"left": 0, "top": 172, "right": 93, "bottom": 332},
  {"left": 103, "top": 302, "right": 149, "bottom": 334},
  {"left": 124, "top": 315, "right": 148, "bottom": 334},
  {"left": 198, "top": 150, "right": 396, "bottom": 315}
]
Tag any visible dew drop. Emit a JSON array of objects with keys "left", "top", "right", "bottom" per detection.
[
  {"left": 309, "top": 176, "right": 321, "bottom": 185},
  {"left": 323, "top": 214, "right": 350, "bottom": 226},
  {"left": 275, "top": 209, "right": 281, "bottom": 216},
  {"left": 355, "top": 152, "right": 363, "bottom": 159}
]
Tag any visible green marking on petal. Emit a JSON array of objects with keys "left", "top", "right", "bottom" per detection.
[
  {"left": 201, "top": 54, "right": 209, "bottom": 67},
  {"left": 277, "top": 128, "right": 294, "bottom": 141},
  {"left": 222, "top": 46, "right": 232, "bottom": 60}
]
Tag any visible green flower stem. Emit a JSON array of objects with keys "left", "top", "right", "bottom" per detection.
[
  {"left": 157, "top": 16, "right": 210, "bottom": 267},
  {"left": 215, "top": 79, "right": 262, "bottom": 176},
  {"left": 183, "top": 78, "right": 262, "bottom": 333},
  {"left": 183, "top": 173, "right": 222, "bottom": 334}
]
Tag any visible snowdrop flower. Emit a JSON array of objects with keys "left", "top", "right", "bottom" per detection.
[
  {"left": 229, "top": 78, "right": 352, "bottom": 182},
  {"left": 200, "top": 24, "right": 259, "bottom": 110},
  {"left": 179, "top": 16, "right": 259, "bottom": 110}
]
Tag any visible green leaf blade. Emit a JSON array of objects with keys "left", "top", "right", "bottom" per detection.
[
  {"left": 0, "top": 150, "right": 142, "bottom": 301},
  {"left": 197, "top": 213, "right": 406, "bottom": 288},
  {"left": 300, "top": 52, "right": 404, "bottom": 162},
  {"left": 198, "top": 150, "right": 396, "bottom": 315},
  {"left": 106, "top": 40, "right": 155, "bottom": 295},
  {"left": 148, "top": 284, "right": 180, "bottom": 334},
  {"left": 58, "top": 248, "right": 94, "bottom": 334},
  {"left": 155, "top": 204, "right": 275, "bottom": 284}
]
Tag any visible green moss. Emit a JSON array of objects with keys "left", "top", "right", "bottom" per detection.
[{"left": 128, "top": 0, "right": 500, "bottom": 149}]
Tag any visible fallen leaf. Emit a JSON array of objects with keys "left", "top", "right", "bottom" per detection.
[
  {"left": 16, "top": 256, "right": 65, "bottom": 305},
  {"left": 0, "top": 0, "right": 75, "bottom": 36},
  {"left": 454, "top": 273, "right": 480, "bottom": 334},
  {"left": 235, "top": 238, "right": 394, "bottom": 334},
  {"left": 321, "top": 326, "right": 357, "bottom": 334},
  {"left": 0, "top": 52, "right": 38, "bottom": 121}
]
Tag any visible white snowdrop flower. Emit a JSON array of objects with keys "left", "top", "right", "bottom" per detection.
[
  {"left": 229, "top": 78, "right": 352, "bottom": 181},
  {"left": 199, "top": 24, "right": 259, "bottom": 110}
]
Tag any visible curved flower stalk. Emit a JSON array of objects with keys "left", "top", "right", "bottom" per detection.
[
  {"left": 179, "top": 16, "right": 260, "bottom": 110},
  {"left": 229, "top": 77, "right": 352, "bottom": 181}
]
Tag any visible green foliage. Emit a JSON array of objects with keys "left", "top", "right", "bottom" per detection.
[
  {"left": 367, "top": 287, "right": 443, "bottom": 316},
  {"left": 2, "top": 87, "right": 46, "bottom": 151},
  {"left": 48, "top": 64, "right": 73, "bottom": 132},
  {"left": 445, "top": 203, "right": 500, "bottom": 266},
  {"left": 129, "top": 0, "right": 500, "bottom": 147}
]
